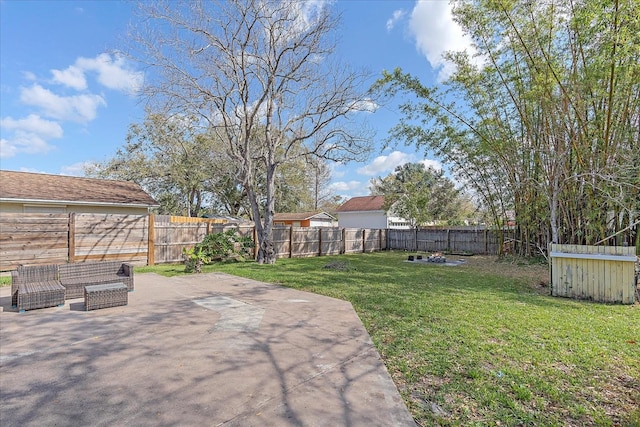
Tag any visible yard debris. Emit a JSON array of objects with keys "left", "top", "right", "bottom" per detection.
[
  {"left": 426, "top": 254, "right": 447, "bottom": 263},
  {"left": 323, "top": 261, "right": 354, "bottom": 271},
  {"left": 406, "top": 253, "right": 467, "bottom": 266},
  {"left": 430, "top": 402, "right": 450, "bottom": 417}
]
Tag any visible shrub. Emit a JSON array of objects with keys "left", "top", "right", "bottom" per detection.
[
  {"left": 183, "top": 229, "right": 254, "bottom": 272},
  {"left": 183, "top": 246, "right": 210, "bottom": 274}
]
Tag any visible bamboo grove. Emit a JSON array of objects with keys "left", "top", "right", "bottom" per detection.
[{"left": 377, "top": 0, "right": 639, "bottom": 256}]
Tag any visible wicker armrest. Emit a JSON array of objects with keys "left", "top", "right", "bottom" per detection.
[
  {"left": 11, "top": 270, "right": 19, "bottom": 307},
  {"left": 121, "top": 263, "right": 134, "bottom": 278}
]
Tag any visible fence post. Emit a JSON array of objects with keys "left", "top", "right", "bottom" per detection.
[
  {"left": 289, "top": 226, "right": 293, "bottom": 258},
  {"left": 341, "top": 228, "right": 346, "bottom": 254},
  {"left": 484, "top": 228, "right": 488, "bottom": 255},
  {"left": 68, "top": 213, "right": 75, "bottom": 263},
  {"left": 318, "top": 228, "right": 322, "bottom": 256},
  {"left": 548, "top": 242, "right": 554, "bottom": 296},
  {"left": 362, "top": 229, "right": 365, "bottom": 253},
  {"left": 148, "top": 214, "right": 155, "bottom": 266},
  {"left": 253, "top": 227, "right": 259, "bottom": 260}
]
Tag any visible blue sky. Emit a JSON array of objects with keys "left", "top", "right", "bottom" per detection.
[{"left": 1, "top": 0, "right": 473, "bottom": 199}]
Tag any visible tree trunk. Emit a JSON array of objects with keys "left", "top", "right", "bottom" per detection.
[{"left": 252, "top": 162, "right": 278, "bottom": 265}]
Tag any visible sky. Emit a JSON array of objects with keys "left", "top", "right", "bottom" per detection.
[{"left": 0, "top": 0, "right": 474, "bottom": 199}]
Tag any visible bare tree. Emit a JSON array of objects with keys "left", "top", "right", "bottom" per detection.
[{"left": 130, "top": 0, "right": 373, "bottom": 263}]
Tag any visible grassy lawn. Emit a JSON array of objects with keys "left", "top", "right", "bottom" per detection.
[{"left": 5, "top": 252, "right": 639, "bottom": 425}]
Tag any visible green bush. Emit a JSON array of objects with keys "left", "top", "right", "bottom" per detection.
[{"left": 183, "top": 229, "right": 254, "bottom": 273}]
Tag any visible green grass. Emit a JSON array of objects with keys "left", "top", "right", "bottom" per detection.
[
  {"left": 0, "top": 275, "right": 10, "bottom": 286},
  {"left": 6, "top": 252, "right": 640, "bottom": 425}
]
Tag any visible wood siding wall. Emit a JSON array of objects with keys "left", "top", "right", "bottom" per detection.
[
  {"left": 550, "top": 244, "right": 637, "bottom": 304},
  {"left": 72, "top": 214, "right": 148, "bottom": 264},
  {"left": 0, "top": 213, "right": 69, "bottom": 270},
  {"left": 1, "top": 213, "right": 148, "bottom": 270}
]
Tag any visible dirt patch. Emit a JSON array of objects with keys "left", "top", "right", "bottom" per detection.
[{"left": 457, "top": 255, "right": 549, "bottom": 288}]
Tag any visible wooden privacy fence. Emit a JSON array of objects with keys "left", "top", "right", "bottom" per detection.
[
  {"left": 388, "top": 227, "right": 509, "bottom": 255},
  {"left": 152, "top": 219, "right": 255, "bottom": 264},
  {"left": 549, "top": 244, "right": 638, "bottom": 304},
  {"left": 0, "top": 213, "right": 69, "bottom": 270},
  {"left": 2, "top": 213, "right": 521, "bottom": 269},
  {"left": 151, "top": 219, "right": 388, "bottom": 264},
  {"left": 0, "top": 213, "right": 148, "bottom": 270}
]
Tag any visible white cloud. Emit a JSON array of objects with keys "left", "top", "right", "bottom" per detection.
[
  {"left": 50, "top": 53, "right": 143, "bottom": 95},
  {"left": 51, "top": 65, "right": 87, "bottom": 90},
  {"left": 20, "top": 84, "right": 106, "bottom": 123},
  {"left": 356, "top": 150, "right": 443, "bottom": 176},
  {"left": 0, "top": 139, "right": 18, "bottom": 158},
  {"left": 408, "top": 1, "right": 478, "bottom": 81},
  {"left": 75, "top": 53, "right": 143, "bottom": 94},
  {"left": 4, "top": 53, "right": 143, "bottom": 159},
  {"left": 1, "top": 114, "right": 64, "bottom": 138},
  {"left": 356, "top": 150, "right": 412, "bottom": 176},
  {"left": 330, "top": 180, "right": 362, "bottom": 192},
  {"left": 329, "top": 180, "right": 370, "bottom": 197},
  {"left": 1, "top": 133, "right": 53, "bottom": 158},
  {"left": 0, "top": 114, "right": 62, "bottom": 158},
  {"left": 386, "top": 9, "right": 406, "bottom": 32},
  {"left": 349, "top": 98, "right": 378, "bottom": 113},
  {"left": 419, "top": 159, "right": 443, "bottom": 171}
]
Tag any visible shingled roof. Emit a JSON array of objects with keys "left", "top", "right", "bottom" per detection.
[
  {"left": 335, "top": 195, "right": 385, "bottom": 212},
  {"left": 0, "top": 170, "right": 158, "bottom": 207},
  {"left": 273, "top": 212, "right": 335, "bottom": 221}
]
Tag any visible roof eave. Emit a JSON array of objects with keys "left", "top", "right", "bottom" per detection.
[
  {"left": 337, "top": 209, "right": 385, "bottom": 213},
  {"left": 0, "top": 197, "right": 159, "bottom": 209}
]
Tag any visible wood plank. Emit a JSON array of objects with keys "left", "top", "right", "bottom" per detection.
[
  {"left": 74, "top": 248, "right": 148, "bottom": 257},
  {"left": 74, "top": 232, "right": 148, "bottom": 244},
  {"left": 0, "top": 224, "right": 68, "bottom": 233},
  {"left": 0, "top": 234, "right": 68, "bottom": 244},
  {"left": 549, "top": 252, "right": 636, "bottom": 262},
  {"left": 0, "top": 242, "right": 68, "bottom": 254}
]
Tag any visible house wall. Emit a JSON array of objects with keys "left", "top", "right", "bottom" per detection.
[
  {"left": 0, "top": 201, "right": 149, "bottom": 215},
  {"left": 274, "top": 219, "right": 335, "bottom": 227},
  {"left": 274, "top": 219, "right": 309, "bottom": 227},
  {"left": 387, "top": 216, "right": 411, "bottom": 229},
  {"left": 309, "top": 219, "right": 335, "bottom": 227},
  {"left": 338, "top": 211, "right": 388, "bottom": 229}
]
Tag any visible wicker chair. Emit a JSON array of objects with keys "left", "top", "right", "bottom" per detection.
[{"left": 11, "top": 265, "right": 66, "bottom": 312}]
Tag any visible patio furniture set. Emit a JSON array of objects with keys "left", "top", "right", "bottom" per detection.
[{"left": 11, "top": 261, "right": 133, "bottom": 312}]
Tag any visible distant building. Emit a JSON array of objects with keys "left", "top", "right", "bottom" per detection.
[
  {"left": 335, "top": 195, "right": 410, "bottom": 229},
  {"left": 273, "top": 211, "right": 336, "bottom": 227},
  {"left": 0, "top": 170, "right": 158, "bottom": 215}
]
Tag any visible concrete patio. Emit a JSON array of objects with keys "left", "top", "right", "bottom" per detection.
[{"left": 0, "top": 272, "right": 415, "bottom": 426}]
